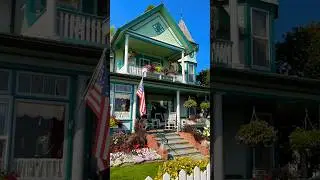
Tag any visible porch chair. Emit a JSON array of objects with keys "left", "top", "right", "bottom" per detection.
[
  {"left": 165, "top": 112, "right": 177, "bottom": 130},
  {"left": 155, "top": 113, "right": 165, "bottom": 128}
]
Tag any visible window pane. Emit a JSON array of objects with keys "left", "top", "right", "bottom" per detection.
[
  {"left": 253, "top": 38, "right": 269, "bottom": 67},
  {"left": 0, "top": 140, "right": 6, "bottom": 170},
  {"left": 43, "top": 76, "right": 56, "bottom": 95},
  {"left": 252, "top": 9, "right": 267, "bottom": 37},
  {"left": 31, "top": 75, "right": 43, "bottom": 94},
  {"left": 55, "top": 78, "right": 68, "bottom": 96},
  {"left": 114, "top": 93, "right": 131, "bottom": 119},
  {"left": 0, "top": 71, "right": 9, "bottom": 92},
  {"left": 0, "top": 102, "right": 9, "bottom": 135},
  {"left": 115, "top": 84, "right": 132, "bottom": 93},
  {"left": 18, "top": 74, "right": 31, "bottom": 94},
  {"left": 114, "top": 94, "right": 130, "bottom": 112},
  {"left": 14, "top": 102, "right": 65, "bottom": 159}
]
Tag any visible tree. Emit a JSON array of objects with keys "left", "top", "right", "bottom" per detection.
[
  {"left": 196, "top": 69, "right": 210, "bottom": 86},
  {"left": 276, "top": 22, "right": 320, "bottom": 79},
  {"left": 145, "top": 5, "right": 155, "bottom": 12}
]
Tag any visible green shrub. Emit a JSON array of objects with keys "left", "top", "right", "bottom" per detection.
[{"left": 155, "top": 157, "right": 209, "bottom": 180}]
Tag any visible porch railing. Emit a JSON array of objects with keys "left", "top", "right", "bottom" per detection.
[
  {"left": 128, "top": 65, "right": 184, "bottom": 83},
  {"left": 212, "top": 39, "right": 233, "bottom": 67},
  {"left": 13, "top": 158, "right": 64, "bottom": 179},
  {"left": 56, "top": 8, "right": 108, "bottom": 45}
]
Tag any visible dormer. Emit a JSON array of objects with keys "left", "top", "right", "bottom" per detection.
[{"left": 213, "top": 0, "right": 278, "bottom": 72}]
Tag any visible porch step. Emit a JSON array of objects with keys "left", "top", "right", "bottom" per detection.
[
  {"left": 151, "top": 132, "right": 204, "bottom": 159},
  {"left": 165, "top": 143, "right": 194, "bottom": 150}
]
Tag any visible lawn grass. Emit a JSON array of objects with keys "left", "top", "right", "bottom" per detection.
[{"left": 111, "top": 161, "right": 163, "bottom": 180}]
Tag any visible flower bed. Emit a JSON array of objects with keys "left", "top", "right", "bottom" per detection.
[{"left": 110, "top": 148, "right": 162, "bottom": 167}]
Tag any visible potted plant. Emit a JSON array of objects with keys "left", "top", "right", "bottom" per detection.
[
  {"left": 154, "top": 65, "right": 163, "bottom": 74},
  {"left": 143, "top": 64, "right": 155, "bottom": 73},
  {"left": 200, "top": 101, "right": 210, "bottom": 118},
  {"left": 236, "top": 120, "right": 277, "bottom": 177},
  {"left": 110, "top": 116, "right": 122, "bottom": 128},
  {"left": 289, "top": 128, "right": 320, "bottom": 178},
  {"left": 183, "top": 97, "right": 197, "bottom": 120},
  {"left": 0, "top": 171, "right": 17, "bottom": 180}
]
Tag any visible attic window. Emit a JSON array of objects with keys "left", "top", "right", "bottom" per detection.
[{"left": 152, "top": 22, "right": 165, "bottom": 35}]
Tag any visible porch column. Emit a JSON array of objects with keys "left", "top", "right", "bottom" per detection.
[
  {"left": 132, "top": 85, "right": 137, "bottom": 133},
  {"left": 181, "top": 51, "right": 186, "bottom": 83},
  {"left": 46, "top": 0, "right": 57, "bottom": 38},
  {"left": 230, "top": 0, "right": 240, "bottom": 67},
  {"left": 123, "top": 34, "right": 130, "bottom": 74},
  {"left": 176, "top": 90, "right": 181, "bottom": 132},
  {"left": 71, "top": 76, "right": 87, "bottom": 180},
  {"left": 214, "top": 92, "right": 224, "bottom": 180}
]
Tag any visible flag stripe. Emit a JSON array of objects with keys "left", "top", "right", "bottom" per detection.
[{"left": 85, "top": 49, "right": 110, "bottom": 172}]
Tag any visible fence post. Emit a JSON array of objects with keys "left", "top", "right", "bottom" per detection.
[
  {"left": 206, "top": 163, "right": 210, "bottom": 180},
  {"left": 194, "top": 166, "right": 200, "bottom": 180},
  {"left": 163, "top": 173, "right": 170, "bottom": 180},
  {"left": 145, "top": 176, "right": 153, "bottom": 180},
  {"left": 179, "top": 169, "right": 187, "bottom": 180}
]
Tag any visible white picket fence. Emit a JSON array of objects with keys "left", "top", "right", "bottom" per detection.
[{"left": 145, "top": 163, "right": 210, "bottom": 180}]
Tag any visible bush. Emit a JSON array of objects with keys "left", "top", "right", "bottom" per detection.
[
  {"left": 110, "top": 131, "right": 129, "bottom": 152},
  {"left": 236, "top": 120, "right": 277, "bottom": 147},
  {"left": 155, "top": 157, "right": 209, "bottom": 180},
  {"left": 183, "top": 125, "right": 207, "bottom": 142}
]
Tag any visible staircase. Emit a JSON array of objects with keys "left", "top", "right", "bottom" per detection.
[{"left": 152, "top": 131, "right": 203, "bottom": 159}]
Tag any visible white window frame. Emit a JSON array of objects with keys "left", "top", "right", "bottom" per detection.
[
  {"left": 0, "top": 69, "right": 12, "bottom": 94},
  {"left": 16, "top": 71, "right": 70, "bottom": 99},
  {"left": 10, "top": 99, "right": 69, "bottom": 178},
  {"left": 250, "top": 7, "right": 271, "bottom": 71},
  {"left": 0, "top": 95, "right": 13, "bottom": 171}
]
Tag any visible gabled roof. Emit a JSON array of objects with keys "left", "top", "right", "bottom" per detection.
[
  {"left": 178, "top": 19, "right": 195, "bottom": 43},
  {"left": 111, "top": 4, "right": 195, "bottom": 54}
]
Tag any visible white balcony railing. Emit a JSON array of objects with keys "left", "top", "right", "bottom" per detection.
[
  {"left": 56, "top": 8, "right": 108, "bottom": 45},
  {"left": 13, "top": 158, "right": 64, "bottom": 179},
  {"left": 212, "top": 39, "right": 233, "bottom": 67},
  {"left": 127, "top": 65, "right": 184, "bottom": 83}
]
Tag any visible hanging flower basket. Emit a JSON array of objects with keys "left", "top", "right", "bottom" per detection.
[
  {"left": 236, "top": 120, "right": 277, "bottom": 147},
  {"left": 289, "top": 128, "right": 320, "bottom": 151}
]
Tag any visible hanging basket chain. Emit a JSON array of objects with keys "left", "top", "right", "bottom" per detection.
[
  {"left": 303, "top": 108, "right": 315, "bottom": 130},
  {"left": 250, "top": 106, "right": 259, "bottom": 122}
]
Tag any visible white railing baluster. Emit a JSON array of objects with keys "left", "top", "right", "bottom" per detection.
[
  {"left": 69, "top": 14, "right": 75, "bottom": 39},
  {"left": 86, "top": 17, "right": 91, "bottom": 41},
  {"left": 64, "top": 13, "right": 69, "bottom": 38},
  {"left": 59, "top": 11, "right": 64, "bottom": 37},
  {"left": 80, "top": 16, "right": 86, "bottom": 40},
  {"left": 91, "top": 19, "right": 96, "bottom": 43},
  {"left": 97, "top": 20, "right": 101, "bottom": 44},
  {"left": 102, "top": 21, "right": 108, "bottom": 44},
  {"left": 75, "top": 15, "right": 80, "bottom": 40}
]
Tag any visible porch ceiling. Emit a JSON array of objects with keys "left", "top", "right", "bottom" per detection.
[
  {"left": 117, "top": 32, "right": 183, "bottom": 61},
  {"left": 212, "top": 67, "right": 320, "bottom": 102},
  {"left": 110, "top": 72, "right": 210, "bottom": 94}
]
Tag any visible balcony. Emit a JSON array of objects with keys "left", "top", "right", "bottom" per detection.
[
  {"left": 21, "top": 0, "right": 108, "bottom": 46},
  {"left": 212, "top": 39, "right": 233, "bottom": 67},
  {"left": 128, "top": 65, "right": 184, "bottom": 83},
  {"left": 56, "top": 8, "right": 108, "bottom": 45}
]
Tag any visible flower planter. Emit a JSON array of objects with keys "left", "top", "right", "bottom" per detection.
[{"left": 110, "top": 126, "right": 119, "bottom": 135}]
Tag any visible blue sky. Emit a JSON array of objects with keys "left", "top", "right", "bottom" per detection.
[
  {"left": 275, "top": 0, "right": 320, "bottom": 41},
  {"left": 110, "top": 0, "right": 210, "bottom": 73}
]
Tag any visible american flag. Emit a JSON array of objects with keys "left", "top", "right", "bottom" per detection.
[
  {"left": 85, "top": 49, "right": 110, "bottom": 172},
  {"left": 136, "top": 78, "right": 146, "bottom": 116}
]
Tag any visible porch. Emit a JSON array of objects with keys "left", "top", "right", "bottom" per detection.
[
  {"left": 211, "top": 67, "right": 320, "bottom": 179},
  {"left": 111, "top": 31, "right": 197, "bottom": 85},
  {"left": 135, "top": 86, "right": 209, "bottom": 132}
]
